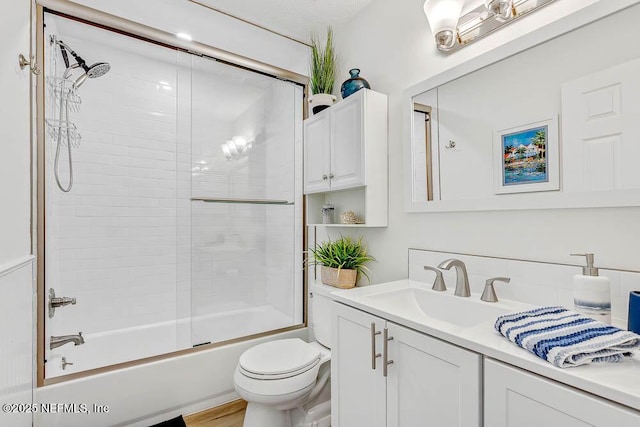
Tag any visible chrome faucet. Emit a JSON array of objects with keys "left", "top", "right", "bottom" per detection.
[
  {"left": 50, "top": 332, "right": 84, "bottom": 350},
  {"left": 437, "top": 259, "right": 471, "bottom": 297}
]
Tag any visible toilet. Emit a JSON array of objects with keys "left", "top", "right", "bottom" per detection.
[{"left": 234, "top": 281, "right": 334, "bottom": 427}]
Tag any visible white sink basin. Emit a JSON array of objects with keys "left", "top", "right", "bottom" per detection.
[{"left": 364, "top": 286, "right": 512, "bottom": 328}]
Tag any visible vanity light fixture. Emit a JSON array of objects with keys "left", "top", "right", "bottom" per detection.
[
  {"left": 423, "top": 0, "right": 556, "bottom": 53},
  {"left": 221, "top": 135, "right": 254, "bottom": 161}
]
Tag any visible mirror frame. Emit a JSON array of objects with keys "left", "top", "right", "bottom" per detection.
[{"left": 403, "top": 0, "right": 640, "bottom": 213}]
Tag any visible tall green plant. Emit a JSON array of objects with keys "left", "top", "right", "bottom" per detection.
[
  {"left": 310, "top": 27, "right": 337, "bottom": 95},
  {"left": 310, "top": 236, "right": 375, "bottom": 283}
]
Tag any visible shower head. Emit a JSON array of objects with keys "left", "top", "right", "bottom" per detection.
[
  {"left": 56, "top": 39, "right": 110, "bottom": 87},
  {"left": 86, "top": 62, "right": 111, "bottom": 78}
]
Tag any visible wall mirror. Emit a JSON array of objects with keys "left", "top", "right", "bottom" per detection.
[{"left": 404, "top": 0, "right": 640, "bottom": 212}]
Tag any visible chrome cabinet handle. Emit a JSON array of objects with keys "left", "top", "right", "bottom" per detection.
[
  {"left": 370, "top": 322, "right": 381, "bottom": 370},
  {"left": 383, "top": 327, "right": 394, "bottom": 377},
  {"left": 322, "top": 174, "right": 328, "bottom": 180}
]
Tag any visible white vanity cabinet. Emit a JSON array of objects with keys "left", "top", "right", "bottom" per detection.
[
  {"left": 332, "top": 302, "right": 482, "bottom": 427},
  {"left": 304, "top": 89, "right": 388, "bottom": 226},
  {"left": 484, "top": 359, "right": 640, "bottom": 427}
]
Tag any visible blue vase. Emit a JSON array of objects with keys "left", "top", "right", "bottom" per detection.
[
  {"left": 340, "top": 68, "right": 370, "bottom": 99},
  {"left": 629, "top": 291, "right": 640, "bottom": 334}
]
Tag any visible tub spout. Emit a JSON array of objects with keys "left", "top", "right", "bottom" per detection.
[{"left": 50, "top": 332, "right": 84, "bottom": 350}]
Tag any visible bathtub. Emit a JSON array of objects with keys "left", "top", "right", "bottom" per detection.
[
  {"left": 46, "top": 305, "right": 299, "bottom": 378},
  {"left": 37, "top": 324, "right": 307, "bottom": 427}
]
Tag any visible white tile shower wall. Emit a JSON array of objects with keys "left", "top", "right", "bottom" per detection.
[
  {"left": 45, "top": 27, "right": 182, "bottom": 346},
  {"left": 409, "top": 249, "right": 640, "bottom": 325}
]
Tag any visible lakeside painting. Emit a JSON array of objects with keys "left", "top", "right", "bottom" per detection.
[{"left": 501, "top": 125, "right": 549, "bottom": 186}]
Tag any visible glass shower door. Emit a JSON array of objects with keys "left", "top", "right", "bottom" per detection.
[{"left": 189, "top": 56, "right": 303, "bottom": 347}]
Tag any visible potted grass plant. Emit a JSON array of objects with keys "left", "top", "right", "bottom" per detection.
[
  {"left": 309, "top": 27, "right": 337, "bottom": 114},
  {"left": 310, "top": 236, "right": 375, "bottom": 289}
]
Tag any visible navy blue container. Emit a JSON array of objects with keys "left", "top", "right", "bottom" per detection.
[
  {"left": 629, "top": 291, "right": 640, "bottom": 334},
  {"left": 340, "top": 68, "right": 370, "bottom": 99}
]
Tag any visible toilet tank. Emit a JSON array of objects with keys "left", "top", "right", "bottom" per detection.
[{"left": 310, "top": 281, "right": 335, "bottom": 348}]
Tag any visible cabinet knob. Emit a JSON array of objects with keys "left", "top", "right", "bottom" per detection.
[
  {"left": 322, "top": 174, "right": 328, "bottom": 180},
  {"left": 329, "top": 173, "right": 334, "bottom": 179}
]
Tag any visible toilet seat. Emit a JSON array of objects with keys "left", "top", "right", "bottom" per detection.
[{"left": 238, "top": 338, "right": 321, "bottom": 380}]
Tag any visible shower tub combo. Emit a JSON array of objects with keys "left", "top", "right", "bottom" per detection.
[{"left": 35, "top": 1, "right": 307, "bottom": 424}]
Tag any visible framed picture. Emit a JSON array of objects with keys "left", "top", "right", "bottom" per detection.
[{"left": 493, "top": 117, "right": 560, "bottom": 194}]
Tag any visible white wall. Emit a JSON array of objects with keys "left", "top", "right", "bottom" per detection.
[
  {"left": 69, "top": 0, "right": 310, "bottom": 77},
  {"left": 0, "top": 1, "right": 35, "bottom": 426},
  {"left": 329, "top": 0, "right": 640, "bottom": 283},
  {"left": 1, "top": 0, "right": 32, "bottom": 263}
]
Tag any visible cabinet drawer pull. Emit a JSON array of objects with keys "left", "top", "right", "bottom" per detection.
[
  {"left": 383, "top": 327, "right": 394, "bottom": 377},
  {"left": 329, "top": 173, "right": 334, "bottom": 179},
  {"left": 371, "top": 322, "right": 382, "bottom": 370},
  {"left": 322, "top": 174, "right": 328, "bottom": 180}
]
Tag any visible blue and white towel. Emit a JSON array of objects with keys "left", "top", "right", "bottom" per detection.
[{"left": 495, "top": 306, "right": 640, "bottom": 368}]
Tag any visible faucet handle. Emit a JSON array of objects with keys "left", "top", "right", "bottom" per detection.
[
  {"left": 423, "top": 266, "right": 447, "bottom": 292},
  {"left": 481, "top": 277, "right": 511, "bottom": 303}
]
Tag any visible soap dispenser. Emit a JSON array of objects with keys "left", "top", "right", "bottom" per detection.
[{"left": 571, "top": 253, "right": 611, "bottom": 324}]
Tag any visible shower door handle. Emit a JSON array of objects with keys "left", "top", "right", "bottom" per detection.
[{"left": 370, "top": 322, "right": 381, "bottom": 370}]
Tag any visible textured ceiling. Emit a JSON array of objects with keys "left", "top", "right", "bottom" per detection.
[{"left": 189, "top": 0, "right": 376, "bottom": 43}]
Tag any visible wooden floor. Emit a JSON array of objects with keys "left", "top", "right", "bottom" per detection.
[{"left": 184, "top": 400, "right": 247, "bottom": 427}]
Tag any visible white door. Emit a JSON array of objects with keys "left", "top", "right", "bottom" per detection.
[
  {"left": 386, "top": 322, "right": 482, "bottom": 427},
  {"left": 562, "top": 58, "right": 640, "bottom": 192},
  {"left": 330, "top": 92, "right": 365, "bottom": 191},
  {"left": 485, "top": 359, "right": 640, "bottom": 427},
  {"left": 303, "top": 113, "right": 331, "bottom": 194},
  {"left": 332, "top": 302, "right": 386, "bottom": 427}
]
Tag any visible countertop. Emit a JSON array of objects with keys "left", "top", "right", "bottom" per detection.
[{"left": 324, "top": 279, "right": 640, "bottom": 412}]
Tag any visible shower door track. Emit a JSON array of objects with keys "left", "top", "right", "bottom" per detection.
[{"left": 34, "top": 0, "right": 309, "bottom": 387}]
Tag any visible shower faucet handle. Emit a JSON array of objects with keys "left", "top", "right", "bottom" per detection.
[{"left": 48, "top": 288, "right": 77, "bottom": 318}]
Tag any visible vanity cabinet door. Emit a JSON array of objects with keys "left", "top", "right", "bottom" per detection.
[
  {"left": 386, "top": 322, "right": 482, "bottom": 427},
  {"left": 332, "top": 302, "right": 386, "bottom": 427},
  {"left": 484, "top": 359, "right": 640, "bottom": 427},
  {"left": 303, "top": 113, "right": 331, "bottom": 194}
]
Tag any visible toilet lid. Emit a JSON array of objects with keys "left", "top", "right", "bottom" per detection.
[{"left": 239, "top": 338, "right": 321, "bottom": 379}]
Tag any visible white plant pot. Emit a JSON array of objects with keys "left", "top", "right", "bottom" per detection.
[{"left": 309, "top": 93, "right": 337, "bottom": 115}]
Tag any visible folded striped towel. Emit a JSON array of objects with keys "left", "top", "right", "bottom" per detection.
[{"left": 495, "top": 306, "right": 640, "bottom": 368}]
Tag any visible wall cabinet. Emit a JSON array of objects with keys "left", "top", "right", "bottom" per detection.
[
  {"left": 304, "top": 89, "right": 388, "bottom": 227},
  {"left": 332, "top": 302, "right": 482, "bottom": 427},
  {"left": 484, "top": 359, "right": 640, "bottom": 427}
]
